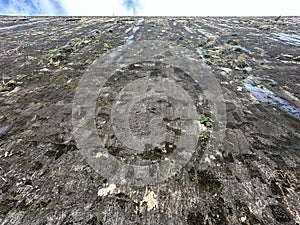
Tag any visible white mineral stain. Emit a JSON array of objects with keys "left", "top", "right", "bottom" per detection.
[
  {"left": 221, "top": 67, "right": 232, "bottom": 74},
  {"left": 97, "top": 184, "right": 116, "bottom": 197},
  {"left": 204, "top": 156, "right": 211, "bottom": 164},
  {"left": 140, "top": 190, "right": 158, "bottom": 212},
  {"left": 237, "top": 86, "right": 243, "bottom": 92},
  {"left": 95, "top": 152, "right": 103, "bottom": 158},
  {"left": 241, "top": 216, "right": 247, "bottom": 222},
  {"left": 197, "top": 121, "right": 207, "bottom": 131}
]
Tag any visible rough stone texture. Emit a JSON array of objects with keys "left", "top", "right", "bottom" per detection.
[{"left": 0, "top": 16, "right": 299, "bottom": 225}]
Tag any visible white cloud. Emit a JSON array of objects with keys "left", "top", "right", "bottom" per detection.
[
  {"left": 60, "top": 0, "right": 128, "bottom": 16},
  {"left": 0, "top": 0, "right": 299, "bottom": 16},
  {"left": 137, "top": 0, "right": 300, "bottom": 16},
  {"left": 0, "top": 0, "right": 65, "bottom": 16}
]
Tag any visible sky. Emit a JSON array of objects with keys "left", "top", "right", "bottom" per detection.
[{"left": 0, "top": 0, "right": 299, "bottom": 16}]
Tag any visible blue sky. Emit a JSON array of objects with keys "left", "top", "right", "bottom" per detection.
[{"left": 0, "top": 0, "right": 299, "bottom": 16}]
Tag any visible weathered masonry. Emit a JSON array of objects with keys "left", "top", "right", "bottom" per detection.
[{"left": 0, "top": 16, "right": 299, "bottom": 224}]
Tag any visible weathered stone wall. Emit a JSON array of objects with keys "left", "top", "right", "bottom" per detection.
[{"left": 0, "top": 16, "right": 299, "bottom": 224}]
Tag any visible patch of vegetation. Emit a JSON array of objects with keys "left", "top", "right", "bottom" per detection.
[
  {"left": 0, "top": 80, "right": 17, "bottom": 92},
  {"left": 236, "top": 53, "right": 249, "bottom": 68},
  {"left": 199, "top": 37, "right": 218, "bottom": 49},
  {"left": 293, "top": 56, "right": 300, "bottom": 61},
  {"left": 199, "top": 134, "right": 210, "bottom": 142},
  {"left": 204, "top": 52, "right": 212, "bottom": 58},
  {"left": 41, "top": 31, "right": 102, "bottom": 66},
  {"left": 0, "top": 72, "right": 44, "bottom": 92},
  {"left": 103, "top": 43, "right": 112, "bottom": 51},
  {"left": 27, "top": 55, "right": 37, "bottom": 61},
  {"left": 199, "top": 117, "right": 213, "bottom": 129},
  {"left": 199, "top": 36, "right": 252, "bottom": 71}
]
